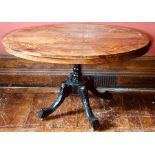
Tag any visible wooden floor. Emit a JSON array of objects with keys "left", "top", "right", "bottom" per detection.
[{"left": 0, "top": 89, "right": 155, "bottom": 132}]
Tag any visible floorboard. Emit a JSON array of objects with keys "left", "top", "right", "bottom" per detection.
[{"left": 0, "top": 90, "right": 155, "bottom": 132}]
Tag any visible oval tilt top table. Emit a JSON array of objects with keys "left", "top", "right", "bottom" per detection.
[{"left": 2, "top": 24, "right": 151, "bottom": 130}]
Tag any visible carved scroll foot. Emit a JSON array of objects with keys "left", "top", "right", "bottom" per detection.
[
  {"left": 38, "top": 83, "right": 70, "bottom": 119},
  {"left": 80, "top": 86, "right": 100, "bottom": 130}
]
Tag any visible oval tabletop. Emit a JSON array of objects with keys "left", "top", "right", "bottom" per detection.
[{"left": 2, "top": 24, "right": 151, "bottom": 64}]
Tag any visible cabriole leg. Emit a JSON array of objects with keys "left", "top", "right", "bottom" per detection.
[
  {"left": 80, "top": 85, "right": 100, "bottom": 130},
  {"left": 38, "top": 83, "right": 70, "bottom": 119}
]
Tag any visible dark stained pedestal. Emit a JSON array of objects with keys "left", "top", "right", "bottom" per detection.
[{"left": 38, "top": 64, "right": 113, "bottom": 130}]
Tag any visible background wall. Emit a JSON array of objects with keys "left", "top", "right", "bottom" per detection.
[{"left": 0, "top": 22, "right": 154, "bottom": 55}]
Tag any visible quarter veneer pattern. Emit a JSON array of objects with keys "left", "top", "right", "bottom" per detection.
[{"left": 2, "top": 24, "right": 151, "bottom": 64}]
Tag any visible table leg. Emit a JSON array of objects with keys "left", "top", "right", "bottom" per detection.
[
  {"left": 87, "top": 78, "right": 113, "bottom": 101},
  {"left": 38, "top": 64, "right": 114, "bottom": 130},
  {"left": 79, "top": 85, "right": 100, "bottom": 130},
  {"left": 38, "top": 83, "right": 70, "bottom": 119}
]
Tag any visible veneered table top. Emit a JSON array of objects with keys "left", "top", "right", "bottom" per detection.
[{"left": 2, "top": 24, "right": 151, "bottom": 64}]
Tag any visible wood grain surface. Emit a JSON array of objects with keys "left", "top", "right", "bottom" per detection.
[
  {"left": 2, "top": 24, "right": 151, "bottom": 64},
  {"left": 0, "top": 89, "right": 155, "bottom": 132}
]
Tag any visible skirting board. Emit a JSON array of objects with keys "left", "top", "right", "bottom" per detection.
[{"left": 0, "top": 55, "right": 155, "bottom": 90}]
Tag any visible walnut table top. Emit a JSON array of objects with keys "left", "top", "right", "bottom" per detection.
[{"left": 2, "top": 24, "right": 151, "bottom": 64}]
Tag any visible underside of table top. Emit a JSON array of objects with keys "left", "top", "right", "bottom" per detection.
[{"left": 2, "top": 24, "right": 151, "bottom": 64}]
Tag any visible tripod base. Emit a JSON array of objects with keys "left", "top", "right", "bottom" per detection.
[{"left": 38, "top": 65, "right": 113, "bottom": 130}]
